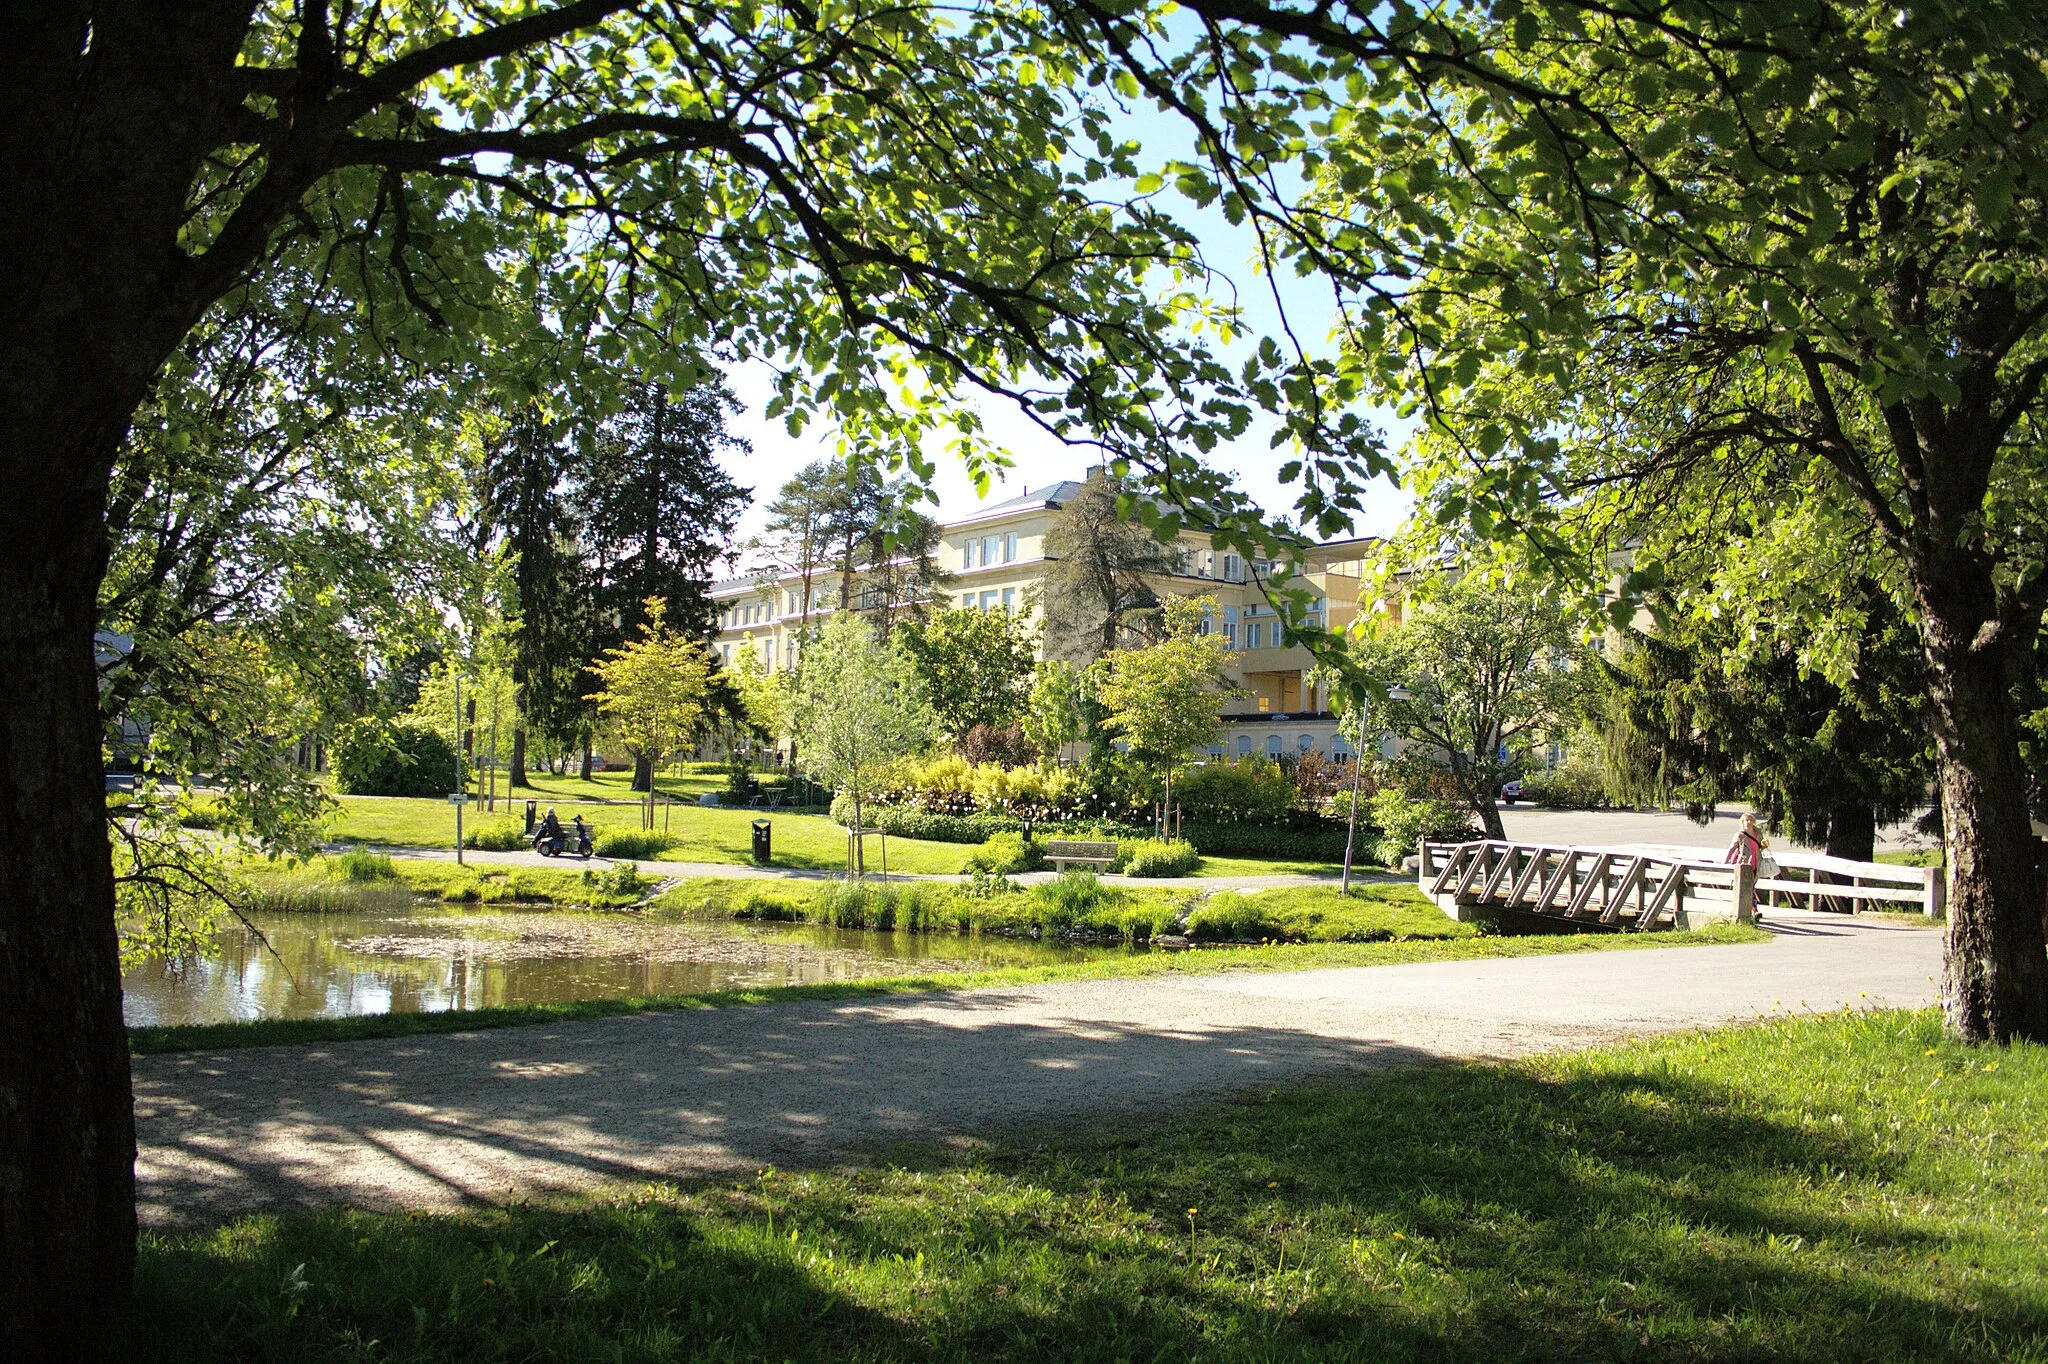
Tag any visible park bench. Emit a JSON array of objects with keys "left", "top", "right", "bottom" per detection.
[{"left": 1044, "top": 839, "right": 1117, "bottom": 874}]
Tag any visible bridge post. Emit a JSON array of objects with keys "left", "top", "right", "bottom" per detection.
[
  {"left": 1922, "top": 864, "right": 1945, "bottom": 920},
  {"left": 1732, "top": 862, "right": 1756, "bottom": 925}
]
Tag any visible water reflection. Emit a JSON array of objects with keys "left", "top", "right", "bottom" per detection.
[{"left": 122, "top": 904, "right": 1128, "bottom": 1026}]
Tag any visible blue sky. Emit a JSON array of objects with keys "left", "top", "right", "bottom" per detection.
[{"left": 714, "top": 84, "right": 1415, "bottom": 547}]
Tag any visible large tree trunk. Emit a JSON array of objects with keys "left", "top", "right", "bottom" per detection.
[
  {"left": 0, "top": 510, "right": 136, "bottom": 1356},
  {"left": 509, "top": 725, "right": 528, "bottom": 788},
  {"left": 632, "top": 752, "right": 653, "bottom": 793},
  {"left": 1915, "top": 566, "right": 2048, "bottom": 1043}
]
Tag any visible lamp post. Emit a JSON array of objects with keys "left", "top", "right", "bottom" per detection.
[{"left": 1339, "top": 683, "right": 1407, "bottom": 896}]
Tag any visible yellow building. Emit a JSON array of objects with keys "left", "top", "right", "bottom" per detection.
[{"left": 710, "top": 479, "right": 1393, "bottom": 760}]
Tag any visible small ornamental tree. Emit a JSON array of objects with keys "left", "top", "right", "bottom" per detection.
[
  {"left": 790, "top": 612, "right": 935, "bottom": 875},
  {"left": 897, "top": 606, "right": 1039, "bottom": 749},
  {"left": 727, "top": 637, "right": 790, "bottom": 750},
  {"left": 586, "top": 598, "right": 713, "bottom": 796},
  {"left": 1091, "top": 596, "right": 1242, "bottom": 819},
  {"left": 1022, "top": 658, "right": 1087, "bottom": 768}
]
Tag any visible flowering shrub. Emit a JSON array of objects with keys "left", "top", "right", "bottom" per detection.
[{"left": 1174, "top": 757, "right": 1297, "bottom": 823}]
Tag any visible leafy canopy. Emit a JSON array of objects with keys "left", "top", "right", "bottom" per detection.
[
  {"left": 1092, "top": 595, "right": 1243, "bottom": 779},
  {"left": 586, "top": 597, "right": 714, "bottom": 771},
  {"left": 897, "top": 607, "right": 1040, "bottom": 748}
]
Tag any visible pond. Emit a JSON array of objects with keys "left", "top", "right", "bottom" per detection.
[{"left": 122, "top": 904, "right": 1131, "bottom": 1027}]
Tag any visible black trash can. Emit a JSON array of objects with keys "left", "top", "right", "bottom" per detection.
[
  {"left": 524, "top": 800, "right": 538, "bottom": 834},
  {"left": 751, "top": 818, "right": 772, "bottom": 864}
]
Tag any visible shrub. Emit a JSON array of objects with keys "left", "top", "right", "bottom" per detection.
[
  {"left": 829, "top": 800, "right": 1149, "bottom": 847},
  {"left": 723, "top": 751, "right": 755, "bottom": 805},
  {"left": 1179, "top": 817, "right": 1363, "bottom": 864},
  {"left": 583, "top": 862, "right": 648, "bottom": 900},
  {"left": 330, "top": 849, "right": 399, "bottom": 883},
  {"left": 596, "top": 829, "right": 678, "bottom": 859},
  {"left": 965, "top": 831, "right": 1046, "bottom": 876},
  {"left": 1174, "top": 757, "right": 1297, "bottom": 824},
  {"left": 960, "top": 723, "right": 1036, "bottom": 768},
  {"left": 1119, "top": 837, "right": 1201, "bottom": 878},
  {"left": 1522, "top": 756, "right": 1608, "bottom": 810},
  {"left": 1368, "top": 789, "right": 1480, "bottom": 865},
  {"left": 330, "top": 717, "right": 460, "bottom": 797},
  {"left": 463, "top": 821, "right": 530, "bottom": 852}
]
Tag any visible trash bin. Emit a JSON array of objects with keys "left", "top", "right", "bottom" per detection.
[
  {"left": 524, "top": 800, "right": 538, "bottom": 834},
  {"left": 751, "top": 818, "right": 772, "bottom": 864}
]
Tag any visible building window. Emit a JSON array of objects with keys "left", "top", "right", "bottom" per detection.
[
  {"left": 980, "top": 590, "right": 998, "bottom": 610},
  {"left": 1237, "top": 735, "right": 1252, "bottom": 757},
  {"left": 1003, "top": 532, "right": 1017, "bottom": 562},
  {"left": 1246, "top": 622, "right": 1263, "bottom": 649},
  {"left": 1223, "top": 553, "right": 1241, "bottom": 582},
  {"left": 961, "top": 593, "right": 974, "bottom": 608},
  {"left": 964, "top": 540, "right": 977, "bottom": 569},
  {"left": 1258, "top": 695, "right": 1270, "bottom": 713},
  {"left": 721, "top": 644, "right": 732, "bottom": 664},
  {"left": 1223, "top": 623, "right": 1237, "bottom": 647},
  {"left": 1266, "top": 736, "right": 1283, "bottom": 757},
  {"left": 763, "top": 639, "right": 775, "bottom": 669},
  {"left": 982, "top": 535, "right": 998, "bottom": 566},
  {"left": 1298, "top": 734, "right": 1315, "bottom": 753},
  {"left": 1001, "top": 587, "right": 1016, "bottom": 610},
  {"left": 1332, "top": 736, "right": 1353, "bottom": 761}
]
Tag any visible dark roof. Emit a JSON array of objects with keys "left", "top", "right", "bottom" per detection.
[{"left": 956, "top": 478, "right": 1087, "bottom": 521}]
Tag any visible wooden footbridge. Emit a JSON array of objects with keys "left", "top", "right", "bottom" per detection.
[{"left": 1418, "top": 840, "right": 1943, "bottom": 930}]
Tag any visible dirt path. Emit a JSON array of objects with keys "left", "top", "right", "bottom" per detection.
[{"left": 133, "top": 911, "right": 1941, "bottom": 1228}]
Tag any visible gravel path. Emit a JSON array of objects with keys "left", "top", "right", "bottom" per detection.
[{"left": 133, "top": 910, "right": 1942, "bottom": 1228}]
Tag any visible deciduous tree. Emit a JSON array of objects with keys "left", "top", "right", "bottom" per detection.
[
  {"left": 789, "top": 613, "right": 935, "bottom": 874},
  {"left": 896, "top": 607, "right": 1039, "bottom": 749},
  {"left": 1091, "top": 595, "right": 1242, "bottom": 817},
  {"left": 1360, "top": 576, "right": 1581, "bottom": 841},
  {"left": 586, "top": 597, "right": 713, "bottom": 799}
]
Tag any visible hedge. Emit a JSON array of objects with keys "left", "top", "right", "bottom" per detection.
[
  {"left": 1178, "top": 817, "right": 1372, "bottom": 864},
  {"left": 829, "top": 796, "right": 1148, "bottom": 846}
]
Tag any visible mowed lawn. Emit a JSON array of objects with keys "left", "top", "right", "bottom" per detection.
[
  {"left": 126, "top": 1009, "right": 2048, "bottom": 1361},
  {"left": 324, "top": 796, "right": 1355, "bottom": 878},
  {"left": 325, "top": 795, "right": 979, "bottom": 873}
]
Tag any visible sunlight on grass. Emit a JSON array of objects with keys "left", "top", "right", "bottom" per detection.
[{"left": 125, "top": 1009, "right": 2047, "bottom": 1362}]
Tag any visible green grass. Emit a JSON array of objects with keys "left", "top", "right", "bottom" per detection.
[
  {"left": 240, "top": 853, "right": 652, "bottom": 914},
  {"left": 1186, "top": 883, "right": 1463, "bottom": 942},
  {"left": 1879, "top": 847, "right": 1945, "bottom": 868},
  {"left": 655, "top": 875, "right": 1454, "bottom": 946},
  {"left": 121, "top": 1008, "right": 2047, "bottom": 1362},
  {"left": 325, "top": 796, "right": 979, "bottom": 872},
  {"left": 327, "top": 796, "right": 1351, "bottom": 879},
  {"left": 1193, "top": 853, "right": 1352, "bottom": 878},
  {"left": 126, "top": 922, "right": 1766, "bottom": 1056}
]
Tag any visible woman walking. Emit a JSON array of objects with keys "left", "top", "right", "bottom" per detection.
[{"left": 1725, "top": 811, "right": 1769, "bottom": 920}]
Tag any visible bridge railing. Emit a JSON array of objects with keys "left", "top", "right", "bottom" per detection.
[{"left": 1418, "top": 839, "right": 1944, "bottom": 928}]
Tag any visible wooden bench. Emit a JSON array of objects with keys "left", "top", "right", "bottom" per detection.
[{"left": 1044, "top": 839, "right": 1117, "bottom": 874}]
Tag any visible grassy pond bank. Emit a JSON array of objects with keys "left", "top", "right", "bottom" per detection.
[{"left": 124, "top": 853, "right": 1767, "bottom": 1051}]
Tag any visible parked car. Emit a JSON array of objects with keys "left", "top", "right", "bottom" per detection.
[{"left": 1498, "top": 778, "right": 1525, "bottom": 805}]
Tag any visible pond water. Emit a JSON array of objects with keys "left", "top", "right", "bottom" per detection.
[{"left": 122, "top": 904, "right": 1130, "bottom": 1027}]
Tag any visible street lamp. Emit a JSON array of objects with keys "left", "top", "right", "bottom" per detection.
[{"left": 1339, "top": 683, "right": 1408, "bottom": 895}]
